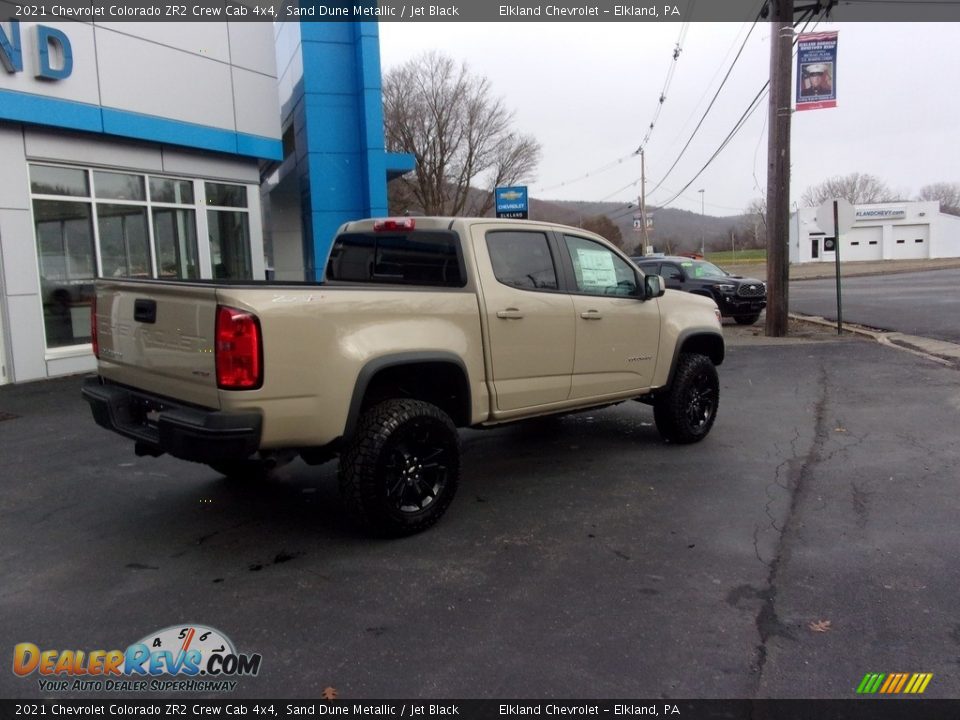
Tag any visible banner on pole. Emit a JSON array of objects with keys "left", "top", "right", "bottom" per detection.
[{"left": 796, "top": 31, "right": 838, "bottom": 111}]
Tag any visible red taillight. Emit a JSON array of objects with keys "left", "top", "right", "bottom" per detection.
[
  {"left": 90, "top": 295, "right": 99, "bottom": 359},
  {"left": 373, "top": 217, "right": 415, "bottom": 232},
  {"left": 215, "top": 305, "right": 262, "bottom": 390}
]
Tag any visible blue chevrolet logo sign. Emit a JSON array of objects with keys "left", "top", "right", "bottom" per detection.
[{"left": 495, "top": 186, "right": 529, "bottom": 219}]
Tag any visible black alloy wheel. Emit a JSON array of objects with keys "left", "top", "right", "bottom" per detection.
[
  {"left": 339, "top": 399, "right": 461, "bottom": 536},
  {"left": 680, "top": 367, "right": 716, "bottom": 435},
  {"left": 653, "top": 353, "right": 719, "bottom": 444},
  {"left": 381, "top": 417, "right": 453, "bottom": 515}
]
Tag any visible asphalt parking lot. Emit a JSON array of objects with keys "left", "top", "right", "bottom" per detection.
[{"left": 1, "top": 331, "right": 959, "bottom": 701}]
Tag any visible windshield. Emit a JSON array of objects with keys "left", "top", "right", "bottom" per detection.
[{"left": 680, "top": 260, "right": 729, "bottom": 279}]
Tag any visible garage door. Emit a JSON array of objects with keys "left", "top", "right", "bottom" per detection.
[
  {"left": 843, "top": 226, "right": 882, "bottom": 261},
  {"left": 891, "top": 224, "right": 930, "bottom": 260}
]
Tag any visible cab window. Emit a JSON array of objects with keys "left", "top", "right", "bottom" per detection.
[
  {"left": 661, "top": 264, "right": 684, "bottom": 282},
  {"left": 563, "top": 235, "right": 637, "bottom": 296},
  {"left": 486, "top": 231, "right": 559, "bottom": 291}
]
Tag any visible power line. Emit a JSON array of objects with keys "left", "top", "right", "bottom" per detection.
[
  {"left": 645, "top": 12, "right": 764, "bottom": 197},
  {"left": 668, "top": 2, "right": 766, "bottom": 145},
  {"left": 535, "top": 154, "right": 637, "bottom": 195},
  {"left": 635, "top": 19, "right": 692, "bottom": 154},
  {"left": 536, "top": 17, "right": 692, "bottom": 195},
  {"left": 653, "top": 8, "right": 825, "bottom": 211},
  {"left": 655, "top": 84, "right": 769, "bottom": 210}
]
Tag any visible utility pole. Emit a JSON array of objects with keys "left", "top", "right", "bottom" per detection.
[
  {"left": 640, "top": 150, "right": 650, "bottom": 256},
  {"left": 765, "top": 0, "right": 794, "bottom": 337}
]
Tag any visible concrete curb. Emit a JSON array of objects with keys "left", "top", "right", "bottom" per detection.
[{"left": 789, "top": 313, "right": 960, "bottom": 368}]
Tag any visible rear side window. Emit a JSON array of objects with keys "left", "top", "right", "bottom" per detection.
[
  {"left": 486, "top": 230, "right": 559, "bottom": 291},
  {"left": 661, "top": 264, "right": 684, "bottom": 282},
  {"left": 326, "top": 231, "right": 465, "bottom": 287}
]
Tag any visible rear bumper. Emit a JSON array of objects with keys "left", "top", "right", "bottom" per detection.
[{"left": 82, "top": 378, "right": 262, "bottom": 463}]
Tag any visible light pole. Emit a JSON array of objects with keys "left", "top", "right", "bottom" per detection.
[{"left": 698, "top": 189, "right": 705, "bottom": 256}]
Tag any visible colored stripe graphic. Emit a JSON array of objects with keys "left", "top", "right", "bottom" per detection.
[
  {"left": 856, "top": 673, "right": 885, "bottom": 694},
  {"left": 893, "top": 673, "right": 909, "bottom": 693},
  {"left": 856, "top": 672, "right": 932, "bottom": 694}
]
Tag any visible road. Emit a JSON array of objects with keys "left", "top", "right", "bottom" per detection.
[
  {"left": 1, "top": 337, "right": 959, "bottom": 701},
  {"left": 789, "top": 268, "right": 960, "bottom": 344}
]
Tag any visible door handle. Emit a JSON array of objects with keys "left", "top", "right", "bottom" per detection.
[
  {"left": 580, "top": 310, "right": 603, "bottom": 320},
  {"left": 496, "top": 308, "right": 524, "bottom": 319}
]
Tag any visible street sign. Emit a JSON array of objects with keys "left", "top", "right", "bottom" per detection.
[
  {"left": 815, "top": 197, "right": 853, "bottom": 336},
  {"left": 816, "top": 197, "right": 854, "bottom": 235},
  {"left": 495, "top": 186, "right": 529, "bottom": 219}
]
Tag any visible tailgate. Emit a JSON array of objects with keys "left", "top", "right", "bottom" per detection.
[{"left": 95, "top": 280, "right": 221, "bottom": 410}]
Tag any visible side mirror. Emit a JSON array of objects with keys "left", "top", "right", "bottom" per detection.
[{"left": 644, "top": 274, "right": 666, "bottom": 300}]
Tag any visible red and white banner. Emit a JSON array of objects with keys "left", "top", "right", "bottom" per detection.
[{"left": 796, "top": 32, "right": 838, "bottom": 111}]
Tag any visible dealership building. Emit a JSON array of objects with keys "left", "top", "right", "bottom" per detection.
[
  {"left": 0, "top": 20, "right": 413, "bottom": 385},
  {"left": 790, "top": 201, "right": 960, "bottom": 264}
]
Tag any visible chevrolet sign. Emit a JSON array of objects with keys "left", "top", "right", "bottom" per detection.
[{"left": 496, "top": 186, "right": 529, "bottom": 219}]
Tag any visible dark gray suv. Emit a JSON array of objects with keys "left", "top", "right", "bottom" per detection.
[{"left": 632, "top": 256, "right": 766, "bottom": 325}]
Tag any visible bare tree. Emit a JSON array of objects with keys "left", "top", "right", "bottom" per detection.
[
  {"left": 383, "top": 51, "right": 540, "bottom": 217},
  {"left": 581, "top": 215, "right": 624, "bottom": 248},
  {"left": 800, "top": 173, "right": 895, "bottom": 207},
  {"left": 918, "top": 182, "right": 960, "bottom": 216}
]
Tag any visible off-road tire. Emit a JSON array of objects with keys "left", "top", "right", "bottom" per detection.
[
  {"left": 339, "top": 399, "right": 460, "bottom": 536},
  {"left": 654, "top": 353, "right": 719, "bottom": 444},
  {"left": 734, "top": 313, "right": 761, "bottom": 325}
]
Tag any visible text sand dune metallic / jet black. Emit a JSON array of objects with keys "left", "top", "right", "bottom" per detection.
[{"left": 632, "top": 256, "right": 767, "bottom": 325}]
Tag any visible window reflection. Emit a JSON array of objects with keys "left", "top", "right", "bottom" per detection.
[
  {"left": 208, "top": 210, "right": 251, "bottom": 279},
  {"left": 94, "top": 171, "right": 146, "bottom": 201},
  {"left": 33, "top": 199, "right": 96, "bottom": 348},
  {"left": 153, "top": 208, "right": 199, "bottom": 279},
  {"left": 98, "top": 204, "right": 150, "bottom": 278}
]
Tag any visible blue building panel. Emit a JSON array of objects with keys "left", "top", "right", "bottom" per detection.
[
  {"left": 300, "top": 41, "right": 360, "bottom": 96},
  {"left": 302, "top": 94, "right": 363, "bottom": 153},
  {"left": 386, "top": 152, "right": 417, "bottom": 180},
  {"left": 306, "top": 154, "right": 374, "bottom": 209},
  {"left": 356, "top": 35, "right": 383, "bottom": 90},
  {"left": 0, "top": 89, "right": 102, "bottom": 133},
  {"left": 102, "top": 109, "right": 239, "bottom": 156},
  {"left": 291, "top": 21, "right": 413, "bottom": 279},
  {"left": 236, "top": 133, "right": 284, "bottom": 161},
  {"left": 299, "top": 21, "right": 355, "bottom": 45}
]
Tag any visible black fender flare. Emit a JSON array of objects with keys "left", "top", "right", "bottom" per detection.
[{"left": 342, "top": 352, "right": 472, "bottom": 439}]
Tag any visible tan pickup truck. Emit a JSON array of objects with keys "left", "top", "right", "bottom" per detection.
[{"left": 83, "top": 217, "right": 724, "bottom": 535}]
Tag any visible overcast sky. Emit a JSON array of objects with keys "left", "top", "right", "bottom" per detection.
[{"left": 379, "top": 22, "right": 959, "bottom": 217}]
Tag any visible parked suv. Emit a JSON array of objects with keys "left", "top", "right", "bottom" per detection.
[{"left": 632, "top": 256, "right": 766, "bottom": 325}]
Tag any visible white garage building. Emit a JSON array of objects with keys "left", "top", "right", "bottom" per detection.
[{"left": 790, "top": 201, "right": 960, "bottom": 264}]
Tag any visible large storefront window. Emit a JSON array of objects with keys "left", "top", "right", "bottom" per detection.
[
  {"left": 29, "top": 164, "right": 257, "bottom": 350},
  {"left": 98, "top": 204, "right": 150, "bottom": 278},
  {"left": 153, "top": 208, "right": 199, "bottom": 279},
  {"left": 206, "top": 182, "right": 251, "bottom": 280},
  {"left": 33, "top": 199, "right": 96, "bottom": 348}
]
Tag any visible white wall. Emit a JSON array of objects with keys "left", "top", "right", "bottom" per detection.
[
  {"left": 930, "top": 212, "right": 960, "bottom": 258},
  {"left": 0, "top": 21, "right": 280, "bottom": 142},
  {"left": 791, "top": 201, "right": 959, "bottom": 264}
]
